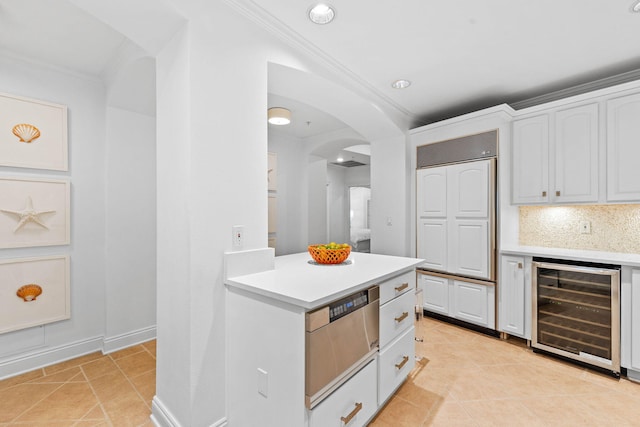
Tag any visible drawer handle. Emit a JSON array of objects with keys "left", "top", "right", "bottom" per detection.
[
  {"left": 517, "top": 262, "right": 523, "bottom": 269},
  {"left": 394, "top": 283, "right": 409, "bottom": 292},
  {"left": 340, "top": 402, "right": 362, "bottom": 425},
  {"left": 395, "top": 312, "right": 409, "bottom": 323},
  {"left": 542, "top": 191, "right": 547, "bottom": 197},
  {"left": 556, "top": 190, "right": 561, "bottom": 197},
  {"left": 395, "top": 355, "right": 409, "bottom": 370}
]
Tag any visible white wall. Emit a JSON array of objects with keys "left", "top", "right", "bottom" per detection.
[
  {"left": 371, "top": 135, "right": 411, "bottom": 256},
  {"left": 0, "top": 47, "right": 157, "bottom": 380},
  {"left": 104, "top": 106, "right": 156, "bottom": 349},
  {"left": 267, "top": 132, "right": 307, "bottom": 255},
  {"left": 327, "top": 165, "right": 347, "bottom": 244},
  {"left": 0, "top": 55, "right": 108, "bottom": 376},
  {"left": 307, "top": 158, "right": 328, "bottom": 245}
]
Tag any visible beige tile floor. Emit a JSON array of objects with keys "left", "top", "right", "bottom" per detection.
[
  {"left": 0, "top": 341, "right": 156, "bottom": 426},
  {"left": 371, "top": 316, "right": 640, "bottom": 426},
  {"left": 2, "top": 317, "right": 640, "bottom": 426}
]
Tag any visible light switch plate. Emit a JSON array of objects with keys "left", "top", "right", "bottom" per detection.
[{"left": 257, "top": 368, "right": 268, "bottom": 397}]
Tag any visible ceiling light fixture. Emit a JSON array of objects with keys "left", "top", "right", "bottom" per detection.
[
  {"left": 391, "top": 79, "right": 411, "bottom": 89},
  {"left": 308, "top": 4, "right": 336, "bottom": 24},
  {"left": 267, "top": 107, "right": 291, "bottom": 125},
  {"left": 337, "top": 157, "right": 344, "bottom": 162},
  {"left": 632, "top": 0, "right": 640, "bottom": 12}
]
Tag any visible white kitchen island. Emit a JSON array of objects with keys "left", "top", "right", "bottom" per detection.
[{"left": 225, "top": 251, "right": 423, "bottom": 427}]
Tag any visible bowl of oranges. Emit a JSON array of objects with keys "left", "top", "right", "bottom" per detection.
[{"left": 308, "top": 242, "right": 351, "bottom": 264}]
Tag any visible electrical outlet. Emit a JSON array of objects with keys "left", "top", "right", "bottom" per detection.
[
  {"left": 580, "top": 221, "right": 591, "bottom": 234},
  {"left": 232, "top": 225, "right": 244, "bottom": 247}
]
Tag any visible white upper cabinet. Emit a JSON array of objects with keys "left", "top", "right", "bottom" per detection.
[
  {"left": 554, "top": 104, "right": 599, "bottom": 203},
  {"left": 607, "top": 93, "right": 640, "bottom": 202},
  {"left": 512, "top": 103, "right": 599, "bottom": 205},
  {"left": 512, "top": 115, "right": 549, "bottom": 204}
]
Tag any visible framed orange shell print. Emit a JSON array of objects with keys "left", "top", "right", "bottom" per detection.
[
  {"left": 0, "top": 255, "right": 70, "bottom": 334},
  {"left": 0, "top": 92, "right": 68, "bottom": 171}
]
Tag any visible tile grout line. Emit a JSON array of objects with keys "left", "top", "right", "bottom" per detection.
[
  {"left": 79, "top": 362, "right": 114, "bottom": 427},
  {"left": 108, "top": 349, "right": 155, "bottom": 413},
  {"left": 7, "top": 380, "right": 68, "bottom": 423}
]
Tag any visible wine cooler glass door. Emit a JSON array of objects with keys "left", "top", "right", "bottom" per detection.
[{"left": 533, "top": 261, "right": 620, "bottom": 372}]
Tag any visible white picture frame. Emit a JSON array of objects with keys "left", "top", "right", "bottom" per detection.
[
  {"left": 0, "top": 176, "right": 70, "bottom": 248},
  {"left": 0, "top": 255, "right": 71, "bottom": 334},
  {"left": 0, "top": 92, "right": 68, "bottom": 171}
]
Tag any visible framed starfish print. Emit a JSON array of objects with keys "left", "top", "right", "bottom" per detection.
[
  {"left": 0, "top": 177, "right": 70, "bottom": 248},
  {"left": 0, "top": 92, "right": 68, "bottom": 171}
]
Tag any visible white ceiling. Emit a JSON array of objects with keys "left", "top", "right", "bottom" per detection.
[
  {"left": 2, "top": 0, "right": 640, "bottom": 132},
  {"left": 250, "top": 0, "right": 640, "bottom": 126}
]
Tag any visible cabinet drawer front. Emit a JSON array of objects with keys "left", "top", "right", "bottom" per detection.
[
  {"left": 309, "top": 359, "right": 377, "bottom": 427},
  {"left": 378, "top": 326, "right": 415, "bottom": 406},
  {"left": 380, "top": 290, "right": 415, "bottom": 348},
  {"left": 379, "top": 271, "right": 415, "bottom": 305}
]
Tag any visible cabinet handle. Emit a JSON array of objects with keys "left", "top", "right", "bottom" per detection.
[
  {"left": 517, "top": 262, "right": 523, "bottom": 269},
  {"left": 395, "top": 355, "right": 409, "bottom": 370},
  {"left": 556, "top": 190, "right": 560, "bottom": 197},
  {"left": 395, "top": 312, "right": 409, "bottom": 323},
  {"left": 394, "top": 283, "right": 409, "bottom": 292},
  {"left": 542, "top": 191, "right": 547, "bottom": 197},
  {"left": 340, "top": 402, "right": 362, "bottom": 425}
]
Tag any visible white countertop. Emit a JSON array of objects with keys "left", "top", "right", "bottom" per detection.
[
  {"left": 225, "top": 252, "right": 424, "bottom": 310},
  {"left": 501, "top": 244, "right": 640, "bottom": 267}
]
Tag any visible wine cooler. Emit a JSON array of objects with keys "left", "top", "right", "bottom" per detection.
[{"left": 532, "top": 258, "right": 620, "bottom": 375}]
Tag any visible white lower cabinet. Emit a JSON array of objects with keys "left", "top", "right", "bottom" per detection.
[
  {"left": 422, "top": 274, "right": 450, "bottom": 315},
  {"left": 621, "top": 267, "right": 640, "bottom": 380},
  {"left": 378, "top": 326, "right": 415, "bottom": 404},
  {"left": 419, "top": 271, "right": 495, "bottom": 329},
  {"left": 498, "top": 255, "right": 531, "bottom": 339},
  {"left": 452, "top": 280, "right": 489, "bottom": 326},
  {"left": 309, "top": 360, "right": 378, "bottom": 427}
]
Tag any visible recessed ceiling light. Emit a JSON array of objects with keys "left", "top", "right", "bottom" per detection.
[
  {"left": 309, "top": 4, "right": 335, "bottom": 24},
  {"left": 391, "top": 79, "right": 411, "bottom": 89},
  {"left": 336, "top": 157, "right": 344, "bottom": 162},
  {"left": 267, "top": 107, "right": 291, "bottom": 125},
  {"left": 632, "top": 0, "right": 640, "bottom": 12}
]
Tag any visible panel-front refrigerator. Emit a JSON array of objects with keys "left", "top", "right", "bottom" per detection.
[{"left": 416, "top": 130, "right": 497, "bottom": 330}]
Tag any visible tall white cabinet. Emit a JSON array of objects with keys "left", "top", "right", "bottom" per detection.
[{"left": 417, "top": 159, "right": 493, "bottom": 280}]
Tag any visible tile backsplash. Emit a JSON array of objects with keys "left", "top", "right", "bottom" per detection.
[{"left": 519, "top": 204, "right": 640, "bottom": 254}]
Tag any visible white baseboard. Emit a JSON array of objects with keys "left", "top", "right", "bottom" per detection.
[
  {"left": 0, "top": 325, "right": 157, "bottom": 380},
  {"left": 103, "top": 325, "right": 157, "bottom": 354},
  {"left": 151, "top": 396, "right": 228, "bottom": 427},
  {"left": 0, "top": 335, "right": 104, "bottom": 380},
  {"left": 151, "top": 396, "right": 180, "bottom": 427}
]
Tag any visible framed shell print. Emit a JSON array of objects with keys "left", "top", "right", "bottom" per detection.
[
  {"left": 0, "top": 255, "right": 70, "bottom": 334},
  {"left": 0, "top": 176, "right": 70, "bottom": 248},
  {"left": 0, "top": 92, "right": 68, "bottom": 171}
]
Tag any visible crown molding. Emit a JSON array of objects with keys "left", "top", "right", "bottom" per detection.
[
  {"left": 222, "top": 0, "right": 417, "bottom": 121},
  {"left": 511, "top": 68, "right": 640, "bottom": 110}
]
